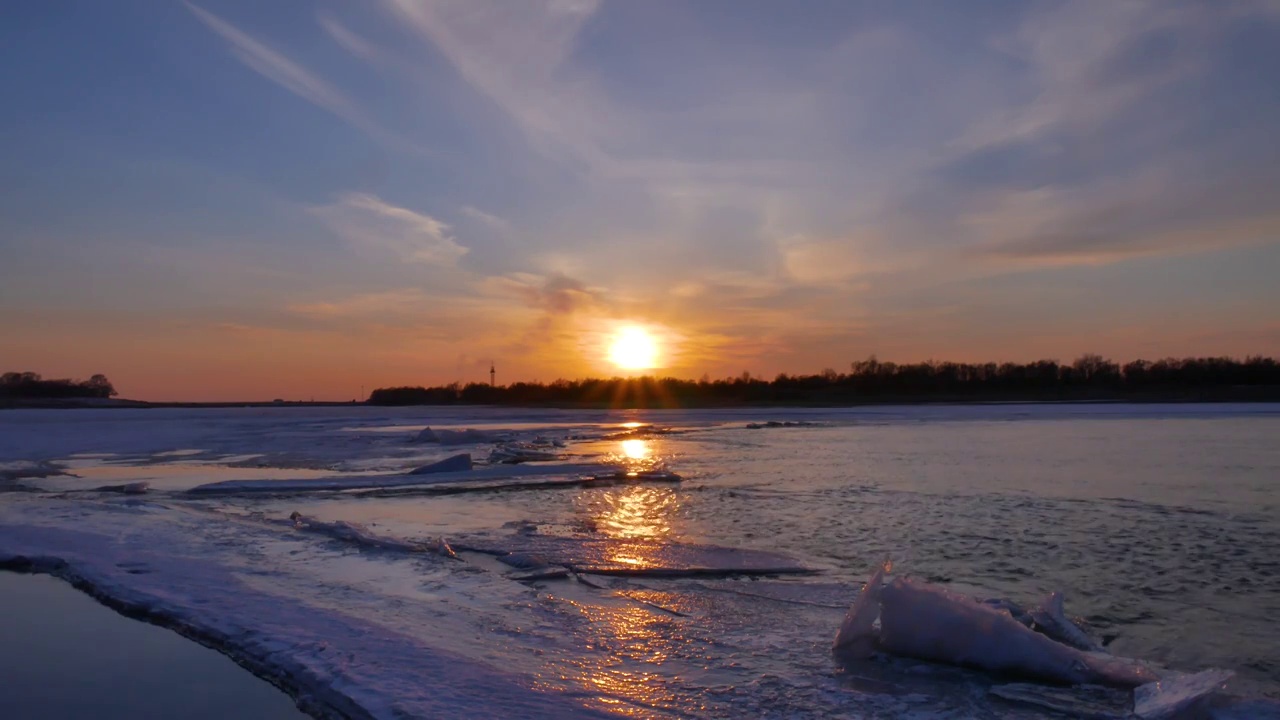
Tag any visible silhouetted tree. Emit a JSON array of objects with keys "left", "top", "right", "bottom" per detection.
[
  {"left": 0, "top": 371, "right": 119, "bottom": 399},
  {"left": 363, "top": 355, "right": 1280, "bottom": 407}
]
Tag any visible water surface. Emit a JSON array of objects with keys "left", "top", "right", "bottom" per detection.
[
  {"left": 0, "top": 572, "right": 308, "bottom": 720},
  {"left": 1, "top": 403, "right": 1277, "bottom": 718}
]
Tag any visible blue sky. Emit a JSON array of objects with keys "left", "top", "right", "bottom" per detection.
[{"left": 3, "top": 0, "right": 1279, "bottom": 400}]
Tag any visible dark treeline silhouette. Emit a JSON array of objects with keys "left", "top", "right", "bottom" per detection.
[
  {"left": 368, "top": 354, "right": 1280, "bottom": 407},
  {"left": 0, "top": 371, "right": 117, "bottom": 399}
]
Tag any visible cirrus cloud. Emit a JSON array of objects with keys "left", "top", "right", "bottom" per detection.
[{"left": 310, "top": 193, "right": 468, "bottom": 265}]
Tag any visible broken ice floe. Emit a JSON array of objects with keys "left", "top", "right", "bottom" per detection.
[
  {"left": 288, "top": 512, "right": 457, "bottom": 558},
  {"left": 0, "top": 460, "right": 68, "bottom": 483},
  {"left": 599, "top": 424, "right": 679, "bottom": 440},
  {"left": 93, "top": 481, "right": 150, "bottom": 495},
  {"left": 487, "top": 443, "right": 564, "bottom": 464},
  {"left": 1028, "top": 590, "right": 1106, "bottom": 653},
  {"left": 453, "top": 533, "right": 813, "bottom": 578},
  {"left": 412, "top": 427, "right": 495, "bottom": 445},
  {"left": 408, "top": 453, "right": 473, "bottom": 474},
  {"left": 245, "top": 512, "right": 804, "bottom": 581},
  {"left": 186, "top": 463, "right": 680, "bottom": 496}
]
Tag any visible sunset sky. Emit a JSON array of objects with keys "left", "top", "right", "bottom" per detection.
[{"left": 3, "top": 1, "right": 1279, "bottom": 401}]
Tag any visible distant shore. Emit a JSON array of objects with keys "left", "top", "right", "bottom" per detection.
[
  {"left": 4, "top": 389, "right": 1280, "bottom": 410},
  {"left": 0, "top": 398, "right": 363, "bottom": 409}
]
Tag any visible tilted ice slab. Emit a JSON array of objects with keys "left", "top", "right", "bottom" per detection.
[
  {"left": 454, "top": 533, "right": 815, "bottom": 578},
  {"left": 229, "top": 513, "right": 810, "bottom": 580},
  {"left": 0, "top": 503, "right": 614, "bottom": 720},
  {"left": 186, "top": 462, "right": 611, "bottom": 495}
]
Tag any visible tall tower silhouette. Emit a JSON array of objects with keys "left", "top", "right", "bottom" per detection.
[{"left": 490, "top": 361, "right": 496, "bottom": 387}]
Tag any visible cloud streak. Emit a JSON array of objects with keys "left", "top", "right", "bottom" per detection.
[
  {"left": 186, "top": 2, "right": 424, "bottom": 154},
  {"left": 187, "top": 4, "right": 354, "bottom": 117},
  {"left": 383, "top": 0, "right": 605, "bottom": 168},
  {"left": 311, "top": 193, "right": 468, "bottom": 265},
  {"left": 460, "top": 205, "right": 510, "bottom": 232}
]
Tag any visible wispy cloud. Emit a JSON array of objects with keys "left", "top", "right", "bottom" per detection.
[
  {"left": 481, "top": 272, "right": 606, "bottom": 317},
  {"left": 187, "top": 4, "right": 355, "bottom": 118},
  {"left": 383, "top": 0, "right": 606, "bottom": 169},
  {"left": 186, "top": 2, "right": 423, "bottom": 153},
  {"left": 316, "top": 12, "right": 382, "bottom": 62},
  {"left": 311, "top": 193, "right": 468, "bottom": 265},
  {"left": 957, "top": 0, "right": 1213, "bottom": 153},
  {"left": 848, "top": 0, "right": 1280, "bottom": 278},
  {"left": 460, "top": 205, "right": 510, "bottom": 231},
  {"left": 977, "top": 212, "right": 1280, "bottom": 267}
]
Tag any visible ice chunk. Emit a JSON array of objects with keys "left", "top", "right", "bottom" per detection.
[
  {"left": 408, "top": 453, "right": 472, "bottom": 475},
  {"left": 980, "top": 597, "right": 1034, "bottom": 627},
  {"left": 1030, "top": 591, "right": 1105, "bottom": 652},
  {"left": 287, "top": 512, "right": 456, "bottom": 558},
  {"left": 412, "top": 427, "right": 492, "bottom": 445},
  {"left": 833, "top": 560, "right": 889, "bottom": 657},
  {"left": 878, "top": 577, "right": 1157, "bottom": 686},
  {"left": 1134, "top": 669, "right": 1234, "bottom": 719},
  {"left": 488, "top": 444, "right": 563, "bottom": 464}
]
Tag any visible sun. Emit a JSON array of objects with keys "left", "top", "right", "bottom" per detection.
[{"left": 608, "top": 326, "right": 659, "bottom": 371}]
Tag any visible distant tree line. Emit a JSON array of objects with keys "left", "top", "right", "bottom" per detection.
[
  {"left": 0, "top": 371, "right": 117, "bottom": 399},
  {"left": 368, "top": 355, "right": 1280, "bottom": 407}
]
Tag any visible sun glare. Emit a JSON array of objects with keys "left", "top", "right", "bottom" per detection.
[
  {"left": 620, "top": 439, "right": 650, "bottom": 460},
  {"left": 608, "top": 326, "right": 659, "bottom": 371}
]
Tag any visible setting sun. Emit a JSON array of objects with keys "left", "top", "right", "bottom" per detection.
[{"left": 608, "top": 326, "right": 659, "bottom": 371}]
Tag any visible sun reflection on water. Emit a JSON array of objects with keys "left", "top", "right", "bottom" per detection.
[
  {"left": 589, "top": 485, "right": 679, "bottom": 540},
  {"left": 620, "top": 439, "right": 650, "bottom": 460},
  {"left": 573, "top": 601, "right": 686, "bottom": 716}
]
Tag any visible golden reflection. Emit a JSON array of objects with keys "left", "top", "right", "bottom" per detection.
[
  {"left": 579, "top": 604, "right": 680, "bottom": 716},
  {"left": 542, "top": 574, "right": 695, "bottom": 715},
  {"left": 608, "top": 437, "right": 660, "bottom": 473},
  {"left": 591, "top": 485, "right": 679, "bottom": 540},
  {"left": 585, "top": 667, "right": 673, "bottom": 716},
  {"left": 620, "top": 421, "right": 645, "bottom": 429},
  {"left": 620, "top": 438, "right": 650, "bottom": 460}
]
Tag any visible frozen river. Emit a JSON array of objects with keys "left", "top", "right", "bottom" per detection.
[{"left": 2, "top": 404, "right": 1278, "bottom": 718}]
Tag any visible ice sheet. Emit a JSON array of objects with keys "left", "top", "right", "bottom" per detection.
[
  {"left": 0, "top": 500, "right": 613, "bottom": 720},
  {"left": 186, "top": 463, "right": 608, "bottom": 495}
]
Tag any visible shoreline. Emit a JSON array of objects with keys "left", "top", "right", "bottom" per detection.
[{"left": 4, "top": 393, "right": 1280, "bottom": 410}]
